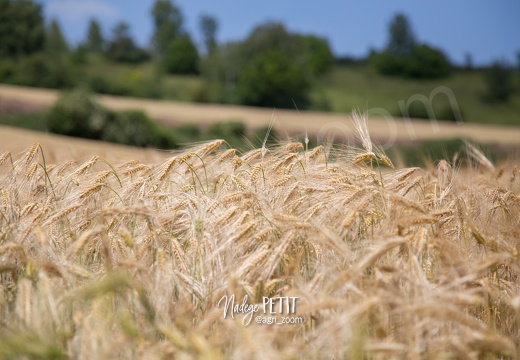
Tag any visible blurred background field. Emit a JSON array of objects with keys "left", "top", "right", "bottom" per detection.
[{"left": 1, "top": 0, "right": 519, "bottom": 165}]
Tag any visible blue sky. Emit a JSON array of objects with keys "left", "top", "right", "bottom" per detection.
[{"left": 36, "top": 0, "right": 520, "bottom": 66}]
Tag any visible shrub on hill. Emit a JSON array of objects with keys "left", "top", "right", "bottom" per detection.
[
  {"left": 46, "top": 88, "right": 177, "bottom": 148},
  {"left": 373, "top": 44, "right": 452, "bottom": 79},
  {"left": 236, "top": 50, "right": 310, "bottom": 108},
  {"left": 102, "top": 110, "right": 176, "bottom": 148},
  {"left": 201, "top": 22, "right": 333, "bottom": 109},
  {"left": 47, "top": 88, "right": 111, "bottom": 139},
  {"left": 164, "top": 35, "right": 199, "bottom": 74},
  {"left": 483, "top": 61, "right": 514, "bottom": 103}
]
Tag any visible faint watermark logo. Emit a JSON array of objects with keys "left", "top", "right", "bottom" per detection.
[{"left": 317, "top": 85, "right": 464, "bottom": 149}]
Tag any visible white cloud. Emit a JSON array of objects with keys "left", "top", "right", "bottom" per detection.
[{"left": 46, "top": 0, "right": 119, "bottom": 22}]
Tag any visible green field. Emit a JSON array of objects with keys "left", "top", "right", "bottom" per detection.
[{"left": 312, "top": 65, "right": 520, "bottom": 125}]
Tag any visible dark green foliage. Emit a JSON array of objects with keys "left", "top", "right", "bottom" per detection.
[
  {"left": 373, "top": 13, "right": 451, "bottom": 79},
  {"left": 164, "top": 35, "right": 199, "bottom": 74},
  {"left": 238, "top": 22, "right": 332, "bottom": 76},
  {"left": 236, "top": 50, "right": 310, "bottom": 108},
  {"left": 0, "top": 3, "right": 73, "bottom": 89},
  {"left": 206, "top": 121, "right": 246, "bottom": 149},
  {"left": 102, "top": 110, "right": 176, "bottom": 148},
  {"left": 19, "top": 53, "right": 75, "bottom": 88},
  {"left": 0, "top": 53, "right": 75, "bottom": 88},
  {"left": 240, "top": 22, "right": 295, "bottom": 59},
  {"left": 203, "top": 22, "right": 333, "bottom": 109},
  {"left": 86, "top": 19, "right": 104, "bottom": 53},
  {"left": 0, "top": 111, "right": 46, "bottom": 131},
  {"left": 483, "top": 61, "right": 514, "bottom": 103},
  {"left": 87, "top": 76, "right": 135, "bottom": 97},
  {"left": 398, "top": 138, "right": 501, "bottom": 167},
  {"left": 297, "top": 35, "right": 334, "bottom": 75},
  {"left": 373, "top": 44, "right": 451, "bottom": 79},
  {"left": 47, "top": 88, "right": 112, "bottom": 139},
  {"left": 46, "top": 88, "right": 176, "bottom": 148},
  {"left": 397, "top": 99, "right": 463, "bottom": 122},
  {"left": 206, "top": 121, "right": 246, "bottom": 139},
  {"left": 106, "top": 22, "right": 149, "bottom": 63},
  {"left": 0, "top": 59, "right": 17, "bottom": 81},
  {"left": 199, "top": 15, "right": 218, "bottom": 55},
  {"left": 45, "top": 19, "right": 68, "bottom": 55},
  {"left": 372, "top": 51, "right": 408, "bottom": 77},
  {"left": 407, "top": 45, "right": 452, "bottom": 79},
  {"left": 387, "top": 13, "right": 416, "bottom": 57},
  {"left": 399, "top": 138, "right": 465, "bottom": 166},
  {"left": 0, "top": 0, "right": 45, "bottom": 57},
  {"left": 174, "top": 123, "right": 201, "bottom": 144},
  {"left": 71, "top": 44, "right": 89, "bottom": 65},
  {"left": 151, "top": 0, "right": 184, "bottom": 55}
]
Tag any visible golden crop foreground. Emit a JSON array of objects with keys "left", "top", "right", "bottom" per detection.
[{"left": 0, "top": 123, "right": 519, "bottom": 359}]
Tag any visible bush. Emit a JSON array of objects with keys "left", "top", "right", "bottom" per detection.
[
  {"left": 47, "top": 88, "right": 111, "bottom": 139},
  {"left": 105, "top": 22, "right": 150, "bottom": 64},
  {"left": 372, "top": 51, "right": 408, "bottom": 77},
  {"left": 0, "top": 53, "right": 76, "bottom": 88},
  {"left": 407, "top": 45, "right": 452, "bottom": 79},
  {"left": 397, "top": 98, "right": 463, "bottom": 122},
  {"left": 483, "top": 61, "right": 514, "bottom": 103},
  {"left": 47, "top": 88, "right": 177, "bottom": 148},
  {"left": 0, "top": 59, "right": 16, "bottom": 81},
  {"left": 102, "top": 110, "right": 176, "bottom": 149},
  {"left": 88, "top": 76, "right": 134, "bottom": 97},
  {"left": 298, "top": 35, "right": 334, "bottom": 75},
  {"left": 236, "top": 50, "right": 310, "bottom": 108},
  {"left": 175, "top": 123, "right": 201, "bottom": 143},
  {"left": 373, "top": 44, "right": 452, "bottom": 79},
  {"left": 164, "top": 35, "right": 199, "bottom": 74},
  {"left": 87, "top": 73, "right": 163, "bottom": 99}
]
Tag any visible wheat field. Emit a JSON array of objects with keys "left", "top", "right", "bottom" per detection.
[{"left": 0, "top": 115, "right": 519, "bottom": 359}]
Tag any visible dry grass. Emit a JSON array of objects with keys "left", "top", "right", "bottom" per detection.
[{"left": 0, "top": 116, "right": 519, "bottom": 359}]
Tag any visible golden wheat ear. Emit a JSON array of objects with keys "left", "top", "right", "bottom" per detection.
[
  {"left": 352, "top": 109, "right": 373, "bottom": 155},
  {"left": 464, "top": 140, "right": 495, "bottom": 172}
]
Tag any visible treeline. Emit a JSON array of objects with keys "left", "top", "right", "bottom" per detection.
[{"left": 0, "top": 0, "right": 517, "bottom": 107}]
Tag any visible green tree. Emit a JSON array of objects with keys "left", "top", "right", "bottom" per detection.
[
  {"left": 373, "top": 13, "right": 451, "bottom": 79},
  {"left": 237, "top": 22, "right": 333, "bottom": 76},
  {"left": 298, "top": 35, "right": 334, "bottom": 75},
  {"left": 199, "top": 14, "right": 218, "bottom": 54},
  {"left": 106, "top": 22, "right": 149, "bottom": 63},
  {"left": 45, "top": 19, "right": 68, "bottom": 55},
  {"left": 483, "top": 60, "right": 514, "bottom": 103},
  {"left": 464, "top": 53, "right": 473, "bottom": 71},
  {"left": 0, "top": 0, "right": 44, "bottom": 57},
  {"left": 200, "top": 21, "right": 333, "bottom": 107},
  {"left": 387, "top": 13, "right": 416, "bottom": 56},
  {"left": 240, "top": 22, "right": 295, "bottom": 60},
  {"left": 407, "top": 44, "right": 452, "bottom": 79},
  {"left": 164, "top": 35, "right": 199, "bottom": 74},
  {"left": 86, "top": 19, "right": 104, "bottom": 53},
  {"left": 151, "top": 0, "right": 184, "bottom": 55},
  {"left": 236, "top": 50, "right": 310, "bottom": 108}
]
